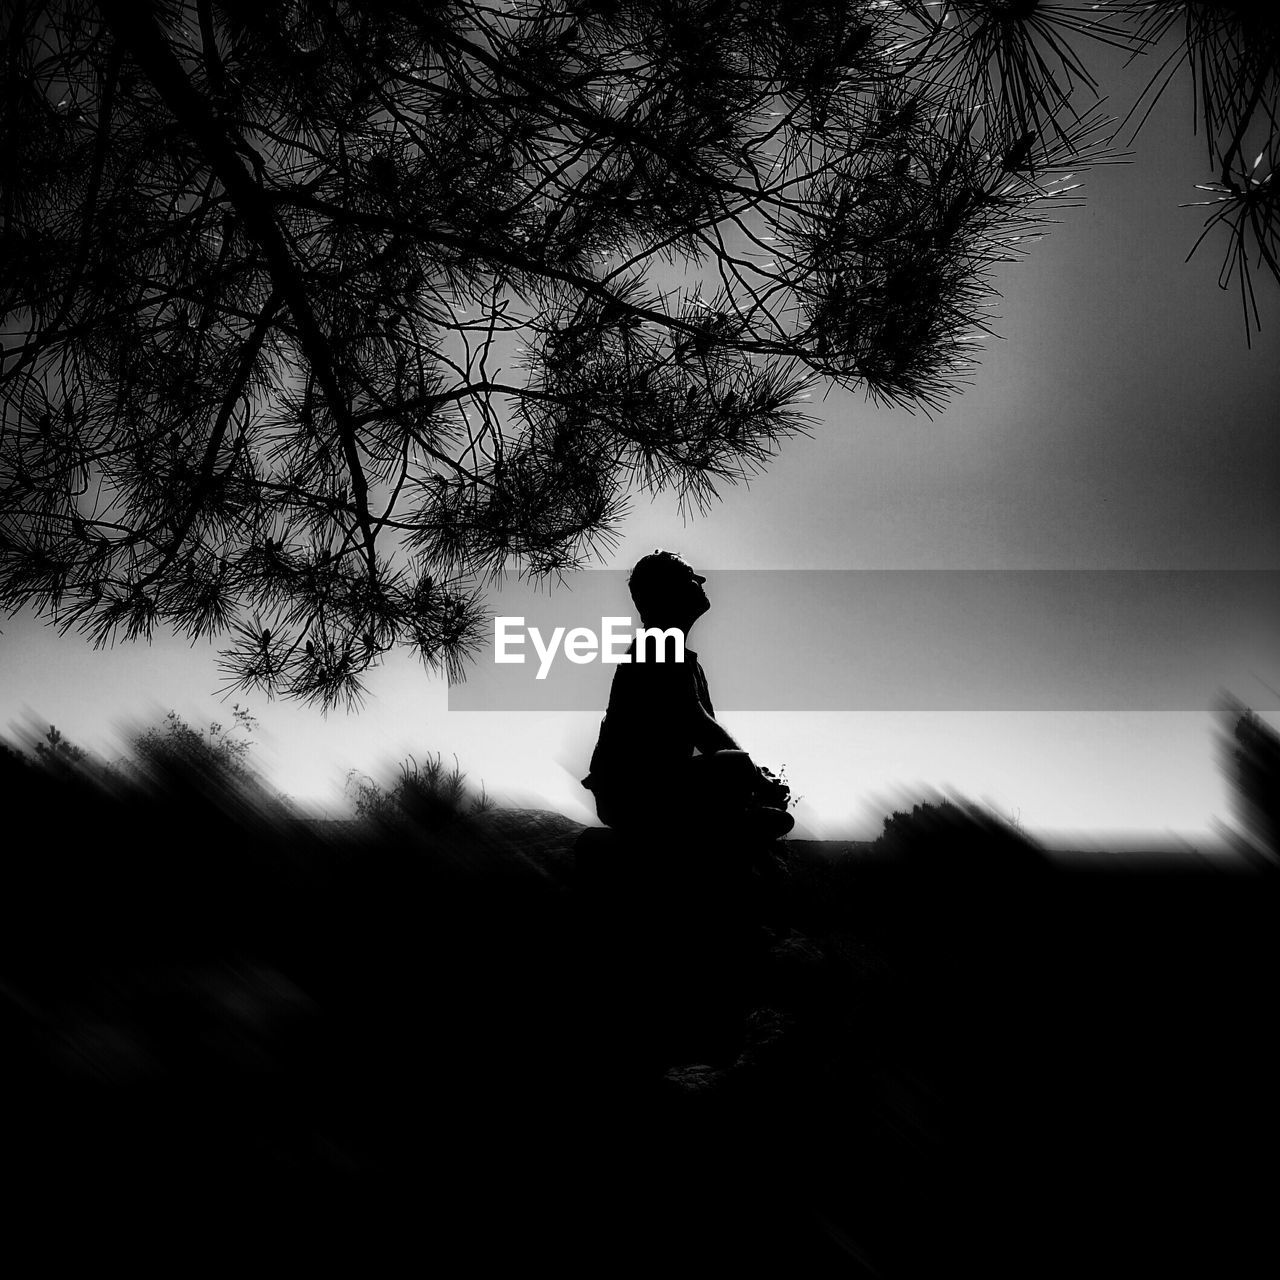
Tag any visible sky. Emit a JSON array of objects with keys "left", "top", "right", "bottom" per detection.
[{"left": 3, "top": 37, "right": 1278, "bottom": 847}]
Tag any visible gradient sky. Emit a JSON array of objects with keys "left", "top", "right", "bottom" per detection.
[{"left": 3, "top": 38, "right": 1278, "bottom": 845}]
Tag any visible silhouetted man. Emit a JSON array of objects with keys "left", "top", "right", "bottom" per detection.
[{"left": 582, "top": 550, "right": 793, "bottom": 840}]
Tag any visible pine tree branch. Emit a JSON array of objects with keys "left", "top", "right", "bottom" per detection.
[
  {"left": 97, "top": 0, "right": 379, "bottom": 578},
  {"left": 135, "top": 288, "right": 283, "bottom": 593}
]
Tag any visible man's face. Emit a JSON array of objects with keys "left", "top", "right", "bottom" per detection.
[{"left": 675, "top": 563, "right": 709, "bottom": 619}]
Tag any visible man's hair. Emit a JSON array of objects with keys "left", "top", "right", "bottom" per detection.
[{"left": 628, "top": 549, "right": 691, "bottom": 622}]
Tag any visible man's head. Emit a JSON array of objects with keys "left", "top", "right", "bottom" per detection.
[{"left": 628, "top": 550, "right": 709, "bottom": 630}]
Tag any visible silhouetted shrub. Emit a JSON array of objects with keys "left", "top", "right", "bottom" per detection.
[
  {"left": 345, "top": 751, "right": 493, "bottom": 834},
  {"left": 872, "top": 794, "right": 1045, "bottom": 883},
  {"left": 1222, "top": 699, "right": 1280, "bottom": 862}
]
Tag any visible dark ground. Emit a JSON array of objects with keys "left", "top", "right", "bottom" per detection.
[{"left": 1, "top": 762, "right": 1275, "bottom": 1274}]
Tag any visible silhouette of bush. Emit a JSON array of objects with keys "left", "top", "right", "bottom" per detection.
[
  {"left": 872, "top": 794, "right": 1045, "bottom": 883},
  {"left": 345, "top": 751, "right": 493, "bottom": 834},
  {"left": 1221, "top": 699, "right": 1280, "bottom": 862}
]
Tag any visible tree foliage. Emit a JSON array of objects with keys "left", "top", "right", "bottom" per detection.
[
  {"left": 1, "top": 1, "right": 1275, "bottom": 708},
  {"left": 1124, "top": 0, "right": 1280, "bottom": 326}
]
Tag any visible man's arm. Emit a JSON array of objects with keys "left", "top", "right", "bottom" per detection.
[
  {"left": 686, "top": 655, "right": 742, "bottom": 755},
  {"left": 691, "top": 703, "right": 742, "bottom": 755}
]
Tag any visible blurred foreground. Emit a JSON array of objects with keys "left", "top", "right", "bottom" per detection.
[{"left": 1, "top": 720, "right": 1276, "bottom": 1274}]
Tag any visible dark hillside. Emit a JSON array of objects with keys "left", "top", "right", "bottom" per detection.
[{"left": 1, "top": 746, "right": 1275, "bottom": 1274}]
